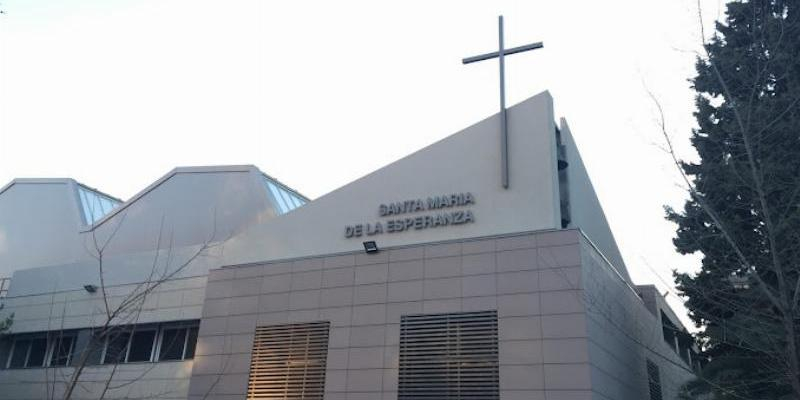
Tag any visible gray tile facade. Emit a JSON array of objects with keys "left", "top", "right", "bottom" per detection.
[{"left": 188, "top": 229, "right": 626, "bottom": 400}]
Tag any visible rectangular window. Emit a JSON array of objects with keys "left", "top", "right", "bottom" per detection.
[
  {"left": 103, "top": 331, "right": 131, "bottom": 365},
  {"left": 26, "top": 338, "right": 47, "bottom": 367},
  {"left": 49, "top": 335, "right": 76, "bottom": 366},
  {"left": 127, "top": 330, "right": 156, "bottom": 362},
  {"left": 157, "top": 325, "right": 199, "bottom": 361},
  {"left": 1, "top": 320, "right": 199, "bottom": 369},
  {"left": 647, "top": 359, "right": 663, "bottom": 400},
  {"left": 8, "top": 339, "right": 31, "bottom": 368},
  {"left": 184, "top": 327, "right": 198, "bottom": 359},
  {"left": 84, "top": 331, "right": 105, "bottom": 366},
  {"left": 399, "top": 310, "right": 500, "bottom": 400},
  {"left": 158, "top": 328, "right": 185, "bottom": 361},
  {"left": 246, "top": 321, "right": 330, "bottom": 400},
  {"left": 6, "top": 336, "right": 48, "bottom": 368},
  {"left": 0, "top": 339, "right": 11, "bottom": 369}
]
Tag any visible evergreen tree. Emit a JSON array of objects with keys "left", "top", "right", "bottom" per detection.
[{"left": 668, "top": 1, "right": 800, "bottom": 398}]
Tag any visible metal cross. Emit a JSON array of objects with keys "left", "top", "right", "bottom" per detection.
[{"left": 463, "top": 16, "right": 543, "bottom": 189}]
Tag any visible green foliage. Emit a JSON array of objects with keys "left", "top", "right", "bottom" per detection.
[
  {"left": 0, "top": 304, "right": 12, "bottom": 337},
  {"left": 668, "top": 0, "right": 800, "bottom": 399}
]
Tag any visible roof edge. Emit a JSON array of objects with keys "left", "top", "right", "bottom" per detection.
[
  {"left": 0, "top": 178, "right": 74, "bottom": 196},
  {"left": 83, "top": 164, "right": 264, "bottom": 231}
]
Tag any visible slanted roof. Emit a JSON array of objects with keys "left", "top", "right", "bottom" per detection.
[{"left": 0, "top": 166, "right": 310, "bottom": 279}]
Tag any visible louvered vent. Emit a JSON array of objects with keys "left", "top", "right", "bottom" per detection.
[
  {"left": 399, "top": 310, "right": 499, "bottom": 400},
  {"left": 246, "top": 321, "right": 330, "bottom": 400}
]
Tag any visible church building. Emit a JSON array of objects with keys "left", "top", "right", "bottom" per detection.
[{"left": 0, "top": 91, "right": 696, "bottom": 399}]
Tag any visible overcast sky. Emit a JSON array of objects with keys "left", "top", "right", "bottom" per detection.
[{"left": 0, "top": 0, "right": 722, "bottom": 326}]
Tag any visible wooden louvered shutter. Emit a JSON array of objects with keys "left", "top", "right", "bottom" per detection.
[
  {"left": 398, "top": 310, "right": 499, "bottom": 400},
  {"left": 246, "top": 321, "right": 330, "bottom": 400}
]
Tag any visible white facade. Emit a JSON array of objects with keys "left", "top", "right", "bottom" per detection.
[{"left": 0, "top": 91, "right": 694, "bottom": 399}]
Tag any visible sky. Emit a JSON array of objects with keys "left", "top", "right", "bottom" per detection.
[{"left": 0, "top": 0, "right": 723, "bottom": 326}]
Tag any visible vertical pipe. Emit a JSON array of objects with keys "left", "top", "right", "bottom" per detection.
[{"left": 498, "top": 15, "right": 509, "bottom": 189}]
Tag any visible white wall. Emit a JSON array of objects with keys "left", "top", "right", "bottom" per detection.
[
  {"left": 0, "top": 180, "right": 87, "bottom": 278},
  {"left": 3, "top": 166, "right": 281, "bottom": 297},
  {"left": 222, "top": 91, "right": 562, "bottom": 267}
]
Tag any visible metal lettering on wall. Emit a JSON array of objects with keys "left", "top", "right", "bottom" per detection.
[{"left": 345, "top": 193, "right": 475, "bottom": 238}]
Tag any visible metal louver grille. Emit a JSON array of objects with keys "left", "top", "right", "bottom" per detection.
[
  {"left": 399, "top": 310, "right": 499, "bottom": 400},
  {"left": 647, "top": 359, "right": 663, "bottom": 400},
  {"left": 246, "top": 321, "right": 330, "bottom": 400}
]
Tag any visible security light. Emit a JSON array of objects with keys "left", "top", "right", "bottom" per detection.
[
  {"left": 83, "top": 284, "right": 98, "bottom": 294},
  {"left": 363, "top": 241, "right": 379, "bottom": 254}
]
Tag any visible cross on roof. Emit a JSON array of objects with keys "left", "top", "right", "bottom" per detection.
[{"left": 463, "top": 16, "right": 543, "bottom": 189}]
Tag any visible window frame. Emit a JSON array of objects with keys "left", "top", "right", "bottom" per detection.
[
  {"left": 99, "top": 325, "right": 158, "bottom": 365},
  {"left": 154, "top": 321, "right": 199, "bottom": 362},
  {"left": 266, "top": 180, "right": 291, "bottom": 213},
  {"left": 6, "top": 338, "right": 30, "bottom": 369},
  {"left": 99, "top": 329, "right": 131, "bottom": 365},
  {"left": 47, "top": 332, "right": 77, "bottom": 367},
  {"left": 5, "top": 334, "right": 49, "bottom": 369},
  {"left": 124, "top": 327, "right": 158, "bottom": 363},
  {"left": 1, "top": 320, "right": 199, "bottom": 369}
]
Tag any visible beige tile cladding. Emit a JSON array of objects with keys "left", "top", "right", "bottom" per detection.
[{"left": 191, "top": 229, "right": 592, "bottom": 400}]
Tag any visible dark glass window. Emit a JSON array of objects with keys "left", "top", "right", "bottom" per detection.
[
  {"left": 2, "top": 320, "right": 200, "bottom": 368},
  {"left": 0, "top": 340, "right": 12, "bottom": 369},
  {"left": 6, "top": 337, "right": 47, "bottom": 368},
  {"left": 50, "top": 336, "right": 76, "bottom": 366},
  {"left": 127, "top": 331, "right": 156, "bottom": 362},
  {"left": 158, "top": 326, "right": 199, "bottom": 361},
  {"left": 184, "top": 327, "right": 198, "bottom": 359},
  {"left": 84, "top": 333, "right": 105, "bottom": 365},
  {"left": 158, "top": 328, "right": 185, "bottom": 361},
  {"left": 103, "top": 331, "right": 131, "bottom": 364},
  {"left": 8, "top": 339, "right": 30, "bottom": 368},
  {"left": 26, "top": 338, "right": 48, "bottom": 367}
]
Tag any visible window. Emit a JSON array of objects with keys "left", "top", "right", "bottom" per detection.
[
  {"left": 647, "top": 359, "right": 663, "bottom": 400},
  {"left": 103, "top": 330, "right": 131, "bottom": 364},
  {"left": 399, "top": 310, "right": 500, "bottom": 400},
  {"left": 157, "top": 325, "right": 198, "bottom": 361},
  {"left": 77, "top": 185, "right": 120, "bottom": 225},
  {"left": 261, "top": 175, "right": 307, "bottom": 215},
  {"left": 6, "top": 336, "right": 48, "bottom": 368},
  {"left": 49, "top": 334, "right": 76, "bottom": 366},
  {"left": 84, "top": 331, "right": 105, "bottom": 366},
  {"left": 0, "top": 321, "right": 199, "bottom": 369},
  {"left": 246, "top": 321, "right": 330, "bottom": 400},
  {"left": 8, "top": 339, "right": 31, "bottom": 368},
  {"left": 127, "top": 330, "right": 156, "bottom": 362},
  {"left": 184, "top": 327, "right": 198, "bottom": 359}
]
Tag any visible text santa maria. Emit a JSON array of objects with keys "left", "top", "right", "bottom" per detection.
[{"left": 345, "top": 192, "right": 475, "bottom": 238}]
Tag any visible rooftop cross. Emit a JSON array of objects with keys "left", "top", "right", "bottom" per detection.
[{"left": 463, "top": 16, "right": 543, "bottom": 189}]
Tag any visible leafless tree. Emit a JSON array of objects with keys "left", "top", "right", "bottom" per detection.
[{"left": 49, "top": 211, "right": 228, "bottom": 400}]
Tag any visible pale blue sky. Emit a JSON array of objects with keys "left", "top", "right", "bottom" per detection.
[{"left": 0, "top": 0, "right": 722, "bottom": 326}]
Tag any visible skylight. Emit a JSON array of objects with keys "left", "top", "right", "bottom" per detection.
[
  {"left": 77, "top": 185, "right": 121, "bottom": 225},
  {"left": 261, "top": 176, "right": 306, "bottom": 215}
]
